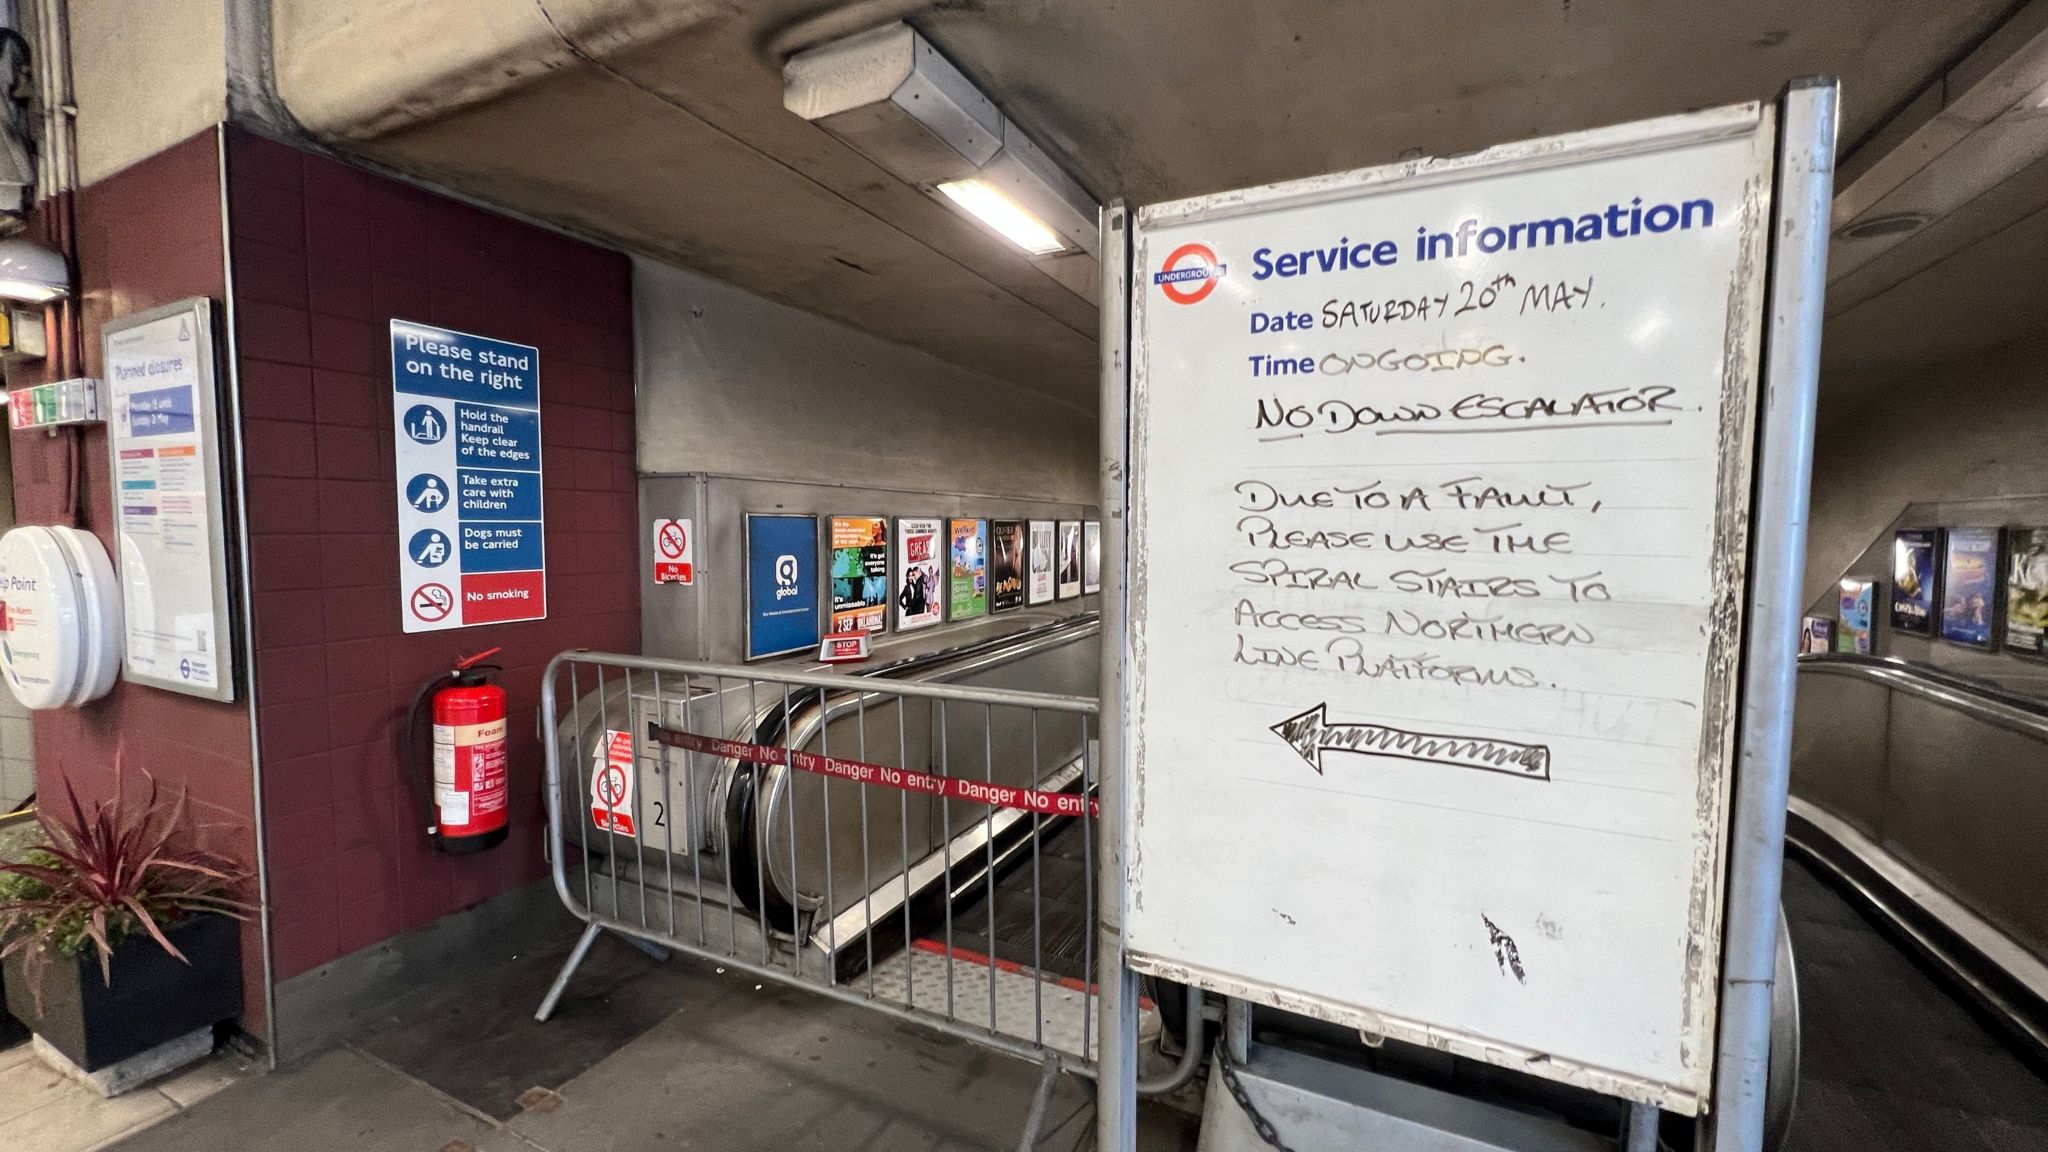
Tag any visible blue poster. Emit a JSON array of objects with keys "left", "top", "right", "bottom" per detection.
[
  {"left": 1940, "top": 527, "right": 2003, "bottom": 650},
  {"left": 747, "top": 514, "right": 820, "bottom": 660}
]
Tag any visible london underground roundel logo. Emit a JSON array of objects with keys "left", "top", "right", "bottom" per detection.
[{"left": 1153, "top": 243, "right": 1227, "bottom": 305}]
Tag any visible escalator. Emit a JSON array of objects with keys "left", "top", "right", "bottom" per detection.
[{"left": 1787, "top": 653, "right": 2048, "bottom": 1151}]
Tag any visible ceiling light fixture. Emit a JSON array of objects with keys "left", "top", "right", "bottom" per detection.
[
  {"left": 934, "top": 178, "right": 1067, "bottom": 255},
  {"left": 784, "top": 23, "right": 1097, "bottom": 260},
  {"left": 0, "top": 236, "right": 69, "bottom": 303}
]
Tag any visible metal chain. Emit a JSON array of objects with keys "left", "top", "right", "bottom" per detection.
[{"left": 1213, "top": 1039, "right": 1298, "bottom": 1152}]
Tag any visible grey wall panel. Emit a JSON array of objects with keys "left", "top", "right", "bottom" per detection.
[
  {"left": 1788, "top": 672, "right": 1890, "bottom": 837},
  {"left": 635, "top": 255, "right": 1095, "bottom": 503},
  {"left": 1880, "top": 692, "right": 2048, "bottom": 957}
]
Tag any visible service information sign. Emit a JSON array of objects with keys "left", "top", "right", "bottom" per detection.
[
  {"left": 1124, "top": 105, "right": 1776, "bottom": 1109},
  {"left": 391, "top": 321, "right": 546, "bottom": 633},
  {"left": 104, "top": 299, "right": 236, "bottom": 700}
]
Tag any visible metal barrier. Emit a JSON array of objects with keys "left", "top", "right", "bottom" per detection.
[{"left": 532, "top": 650, "right": 1199, "bottom": 1144}]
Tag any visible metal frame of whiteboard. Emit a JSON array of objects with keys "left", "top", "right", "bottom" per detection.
[
  {"left": 101, "top": 297, "right": 239, "bottom": 702},
  {"left": 1120, "top": 102, "right": 1785, "bottom": 1113}
]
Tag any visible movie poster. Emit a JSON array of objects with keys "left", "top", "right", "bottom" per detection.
[
  {"left": 1083, "top": 521, "right": 1101, "bottom": 594},
  {"left": 1940, "top": 526, "right": 2003, "bottom": 650},
  {"left": 1835, "top": 578, "right": 1875, "bottom": 655},
  {"left": 895, "top": 517, "right": 944, "bottom": 631},
  {"left": 949, "top": 518, "right": 988, "bottom": 621},
  {"left": 990, "top": 520, "right": 1026, "bottom": 612},
  {"left": 2006, "top": 528, "right": 2048, "bottom": 656},
  {"left": 829, "top": 516, "right": 889, "bottom": 634},
  {"left": 1027, "top": 520, "right": 1057, "bottom": 605},
  {"left": 1056, "top": 521, "right": 1082, "bottom": 600},
  {"left": 1889, "top": 528, "right": 1940, "bottom": 635},
  {"left": 1800, "top": 616, "right": 1835, "bottom": 655}
]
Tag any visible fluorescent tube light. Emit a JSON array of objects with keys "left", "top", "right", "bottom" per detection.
[{"left": 935, "top": 178, "right": 1070, "bottom": 256}]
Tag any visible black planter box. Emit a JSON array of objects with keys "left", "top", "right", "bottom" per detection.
[
  {"left": 3, "top": 913, "right": 240, "bottom": 1071},
  {"left": 0, "top": 970, "right": 24, "bottom": 1048}
]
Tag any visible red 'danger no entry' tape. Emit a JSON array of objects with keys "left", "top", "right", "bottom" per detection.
[{"left": 650, "top": 725, "right": 1099, "bottom": 818}]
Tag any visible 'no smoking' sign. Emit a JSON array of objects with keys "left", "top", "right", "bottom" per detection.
[{"left": 651, "top": 518, "right": 694, "bottom": 585}]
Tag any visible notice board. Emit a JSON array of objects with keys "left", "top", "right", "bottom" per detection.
[
  {"left": 103, "top": 299, "right": 237, "bottom": 700},
  {"left": 1123, "top": 104, "right": 1776, "bottom": 1110},
  {"left": 391, "top": 320, "right": 546, "bottom": 633}
]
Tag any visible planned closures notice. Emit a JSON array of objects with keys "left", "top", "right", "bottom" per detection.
[
  {"left": 1125, "top": 106, "right": 1774, "bottom": 1108},
  {"left": 391, "top": 321, "right": 546, "bottom": 633}
]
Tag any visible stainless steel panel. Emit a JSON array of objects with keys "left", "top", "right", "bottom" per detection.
[{"left": 1787, "top": 671, "right": 1890, "bottom": 837}]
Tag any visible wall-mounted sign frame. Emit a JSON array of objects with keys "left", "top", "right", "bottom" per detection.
[
  {"left": 1083, "top": 521, "right": 1102, "bottom": 595},
  {"left": 1055, "top": 520, "right": 1082, "bottom": 600},
  {"left": 1835, "top": 578, "right": 1876, "bottom": 654},
  {"left": 948, "top": 518, "right": 988, "bottom": 620},
  {"left": 1026, "top": 520, "right": 1056, "bottom": 606},
  {"left": 1889, "top": 528, "right": 1941, "bottom": 636},
  {"left": 390, "top": 319, "right": 546, "bottom": 633},
  {"left": 828, "top": 515, "right": 889, "bottom": 634},
  {"left": 102, "top": 298, "right": 238, "bottom": 701},
  {"left": 894, "top": 516, "right": 944, "bottom": 631},
  {"left": 990, "top": 519, "right": 1026, "bottom": 612},
  {"left": 745, "top": 513, "right": 820, "bottom": 660},
  {"left": 2007, "top": 527, "right": 2048, "bottom": 657},
  {"left": 1940, "top": 526, "right": 2004, "bottom": 651},
  {"left": 1108, "top": 86, "right": 1836, "bottom": 1128}
]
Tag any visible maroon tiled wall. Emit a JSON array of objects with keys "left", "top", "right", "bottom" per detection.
[
  {"left": 223, "top": 128, "right": 638, "bottom": 981},
  {"left": 7, "top": 131, "right": 267, "bottom": 1032}
]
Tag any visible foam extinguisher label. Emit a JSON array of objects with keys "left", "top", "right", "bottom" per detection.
[{"left": 591, "top": 729, "right": 637, "bottom": 838}]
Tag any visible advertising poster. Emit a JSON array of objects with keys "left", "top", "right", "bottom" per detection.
[
  {"left": 1056, "top": 520, "right": 1083, "bottom": 600},
  {"left": 1027, "top": 520, "right": 1057, "bottom": 605},
  {"left": 949, "top": 518, "right": 988, "bottom": 620},
  {"left": 895, "top": 517, "right": 945, "bottom": 631},
  {"left": 1800, "top": 616, "right": 1835, "bottom": 655},
  {"left": 991, "top": 520, "right": 1026, "bottom": 612},
  {"left": 1940, "top": 527, "right": 2003, "bottom": 650},
  {"left": 829, "top": 516, "right": 889, "bottom": 634},
  {"left": 2006, "top": 528, "right": 2048, "bottom": 656},
  {"left": 1083, "top": 521, "right": 1102, "bottom": 594},
  {"left": 1834, "top": 578, "right": 1875, "bottom": 654},
  {"left": 746, "top": 514, "right": 820, "bottom": 660},
  {"left": 1890, "top": 528, "right": 1940, "bottom": 635}
]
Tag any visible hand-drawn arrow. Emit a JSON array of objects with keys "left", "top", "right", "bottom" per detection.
[{"left": 1269, "top": 703, "right": 1551, "bottom": 782}]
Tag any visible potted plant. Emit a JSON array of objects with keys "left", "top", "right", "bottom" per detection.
[{"left": 0, "top": 776, "right": 249, "bottom": 1073}]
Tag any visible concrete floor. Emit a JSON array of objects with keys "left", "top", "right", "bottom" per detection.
[
  {"left": 97, "top": 931, "right": 1198, "bottom": 1152},
  {"left": 0, "top": 1042, "right": 252, "bottom": 1151}
]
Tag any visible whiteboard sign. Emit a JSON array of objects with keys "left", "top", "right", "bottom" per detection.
[
  {"left": 1123, "top": 104, "right": 1775, "bottom": 1110},
  {"left": 103, "top": 299, "right": 237, "bottom": 701}
]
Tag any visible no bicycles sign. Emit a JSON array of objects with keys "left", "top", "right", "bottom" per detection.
[{"left": 652, "top": 518, "right": 694, "bottom": 585}]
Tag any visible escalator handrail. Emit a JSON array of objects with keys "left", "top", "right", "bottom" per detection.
[{"left": 1798, "top": 652, "right": 2048, "bottom": 740}]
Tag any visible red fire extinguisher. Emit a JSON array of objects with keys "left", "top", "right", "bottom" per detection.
[{"left": 405, "top": 647, "right": 509, "bottom": 854}]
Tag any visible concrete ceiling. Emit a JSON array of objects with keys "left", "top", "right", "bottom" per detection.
[{"left": 269, "top": 0, "right": 2027, "bottom": 407}]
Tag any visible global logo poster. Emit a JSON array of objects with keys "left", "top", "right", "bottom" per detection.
[
  {"left": 2007, "top": 527, "right": 2048, "bottom": 656},
  {"left": 949, "top": 518, "right": 988, "bottom": 620},
  {"left": 896, "top": 517, "right": 944, "bottom": 631},
  {"left": 990, "top": 520, "right": 1026, "bottom": 612},
  {"left": 1889, "top": 528, "right": 1939, "bottom": 636},
  {"left": 1940, "top": 526, "right": 2003, "bottom": 651},
  {"left": 829, "top": 516, "right": 889, "bottom": 634}
]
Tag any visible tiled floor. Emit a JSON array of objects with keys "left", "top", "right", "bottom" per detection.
[{"left": 0, "top": 1041, "right": 254, "bottom": 1152}]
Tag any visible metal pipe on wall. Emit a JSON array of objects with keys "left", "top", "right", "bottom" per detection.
[{"left": 1709, "top": 77, "right": 1837, "bottom": 1152}]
